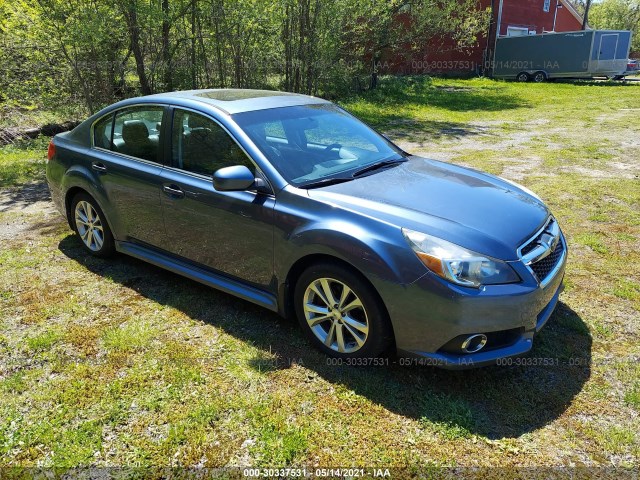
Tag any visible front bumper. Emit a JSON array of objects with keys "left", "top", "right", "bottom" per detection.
[
  {"left": 381, "top": 239, "right": 567, "bottom": 369},
  {"left": 398, "top": 278, "right": 563, "bottom": 369}
]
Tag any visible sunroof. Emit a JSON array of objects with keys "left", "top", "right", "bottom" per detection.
[{"left": 196, "top": 89, "right": 296, "bottom": 101}]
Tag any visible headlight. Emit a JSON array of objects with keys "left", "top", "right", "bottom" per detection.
[{"left": 402, "top": 228, "right": 520, "bottom": 288}]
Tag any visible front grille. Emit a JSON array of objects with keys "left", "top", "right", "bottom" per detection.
[
  {"left": 520, "top": 238, "right": 539, "bottom": 256},
  {"left": 530, "top": 239, "right": 564, "bottom": 281},
  {"left": 519, "top": 217, "right": 565, "bottom": 283}
]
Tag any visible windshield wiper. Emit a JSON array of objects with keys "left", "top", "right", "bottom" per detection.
[
  {"left": 351, "top": 157, "right": 407, "bottom": 178},
  {"left": 297, "top": 176, "right": 354, "bottom": 189},
  {"left": 296, "top": 157, "right": 407, "bottom": 189}
]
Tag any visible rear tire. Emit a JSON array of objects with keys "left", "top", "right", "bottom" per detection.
[
  {"left": 70, "top": 193, "right": 115, "bottom": 257},
  {"left": 516, "top": 72, "right": 530, "bottom": 82},
  {"left": 532, "top": 71, "right": 547, "bottom": 83},
  {"left": 294, "top": 263, "right": 393, "bottom": 359}
]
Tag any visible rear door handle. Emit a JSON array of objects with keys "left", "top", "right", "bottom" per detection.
[
  {"left": 163, "top": 184, "right": 185, "bottom": 198},
  {"left": 92, "top": 162, "right": 107, "bottom": 173}
]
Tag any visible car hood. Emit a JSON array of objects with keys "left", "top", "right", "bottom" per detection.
[{"left": 306, "top": 156, "right": 549, "bottom": 261}]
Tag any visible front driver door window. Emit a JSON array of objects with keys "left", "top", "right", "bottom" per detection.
[
  {"left": 172, "top": 110, "right": 254, "bottom": 175},
  {"left": 159, "top": 109, "right": 274, "bottom": 288}
]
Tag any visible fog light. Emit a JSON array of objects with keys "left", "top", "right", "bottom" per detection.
[{"left": 461, "top": 334, "right": 487, "bottom": 354}]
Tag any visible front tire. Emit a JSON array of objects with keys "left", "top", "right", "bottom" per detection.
[
  {"left": 294, "top": 263, "right": 393, "bottom": 358},
  {"left": 71, "top": 193, "right": 115, "bottom": 257},
  {"left": 516, "top": 71, "right": 530, "bottom": 82}
]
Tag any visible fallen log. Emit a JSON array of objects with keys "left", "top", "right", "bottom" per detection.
[{"left": 0, "top": 121, "right": 80, "bottom": 146}]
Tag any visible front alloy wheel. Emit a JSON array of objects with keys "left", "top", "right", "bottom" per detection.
[
  {"left": 303, "top": 277, "right": 369, "bottom": 354},
  {"left": 295, "top": 263, "right": 393, "bottom": 358}
]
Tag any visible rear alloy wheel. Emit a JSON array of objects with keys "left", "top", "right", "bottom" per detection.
[
  {"left": 532, "top": 71, "right": 547, "bottom": 83},
  {"left": 71, "top": 193, "right": 115, "bottom": 257},
  {"left": 295, "top": 263, "right": 392, "bottom": 358},
  {"left": 516, "top": 72, "right": 530, "bottom": 82}
]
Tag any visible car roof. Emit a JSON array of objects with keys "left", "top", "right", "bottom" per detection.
[
  {"left": 143, "top": 89, "right": 331, "bottom": 115},
  {"left": 62, "top": 88, "right": 333, "bottom": 147}
]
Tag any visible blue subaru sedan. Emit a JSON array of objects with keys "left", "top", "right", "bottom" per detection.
[{"left": 46, "top": 89, "right": 567, "bottom": 368}]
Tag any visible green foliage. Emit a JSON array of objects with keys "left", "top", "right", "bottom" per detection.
[
  {"left": 0, "top": 0, "right": 490, "bottom": 118},
  {"left": 589, "top": 0, "right": 640, "bottom": 53},
  {"left": 0, "top": 137, "right": 48, "bottom": 188}
]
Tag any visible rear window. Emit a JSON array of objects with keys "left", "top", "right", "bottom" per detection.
[{"left": 93, "top": 114, "right": 114, "bottom": 149}]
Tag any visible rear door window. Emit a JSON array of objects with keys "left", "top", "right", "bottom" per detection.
[{"left": 109, "top": 106, "right": 164, "bottom": 163}]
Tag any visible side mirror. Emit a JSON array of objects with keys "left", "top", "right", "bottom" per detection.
[{"left": 213, "top": 165, "right": 256, "bottom": 191}]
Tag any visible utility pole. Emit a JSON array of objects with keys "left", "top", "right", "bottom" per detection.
[
  {"left": 552, "top": 1, "right": 561, "bottom": 32},
  {"left": 489, "top": 0, "right": 504, "bottom": 78},
  {"left": 495, "top": 0, "right": 504, "bottom": 40}
]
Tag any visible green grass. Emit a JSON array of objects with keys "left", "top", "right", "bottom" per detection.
[
  {"left": 1, "top": 77, "right": 639, "bottom": 468},
  {"left": 0, "top": 136, "right": 50, "bottom": 188},
  {"left": 613, "top": 279, "right": 640, "bottom": 301},
  {"left": 101, "top": 320, "right": 158, "bottom": 354},
  {"left": 26, "top": 329, "right": 62, "bottom": 352},
  {"left": 574, "top": 233, "right": 610, "bottom": 254},
  {"left": 625, "top": 383, "right": 640, "bottom": 411}
]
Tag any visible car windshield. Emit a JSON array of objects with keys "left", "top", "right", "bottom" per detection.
[{"left": 233, "top": 104, "right": 405, "bottom": 187}]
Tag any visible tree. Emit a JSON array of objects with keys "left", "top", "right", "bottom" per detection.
[
  {"left": 8, "top": 0, "right": 130, "bottom": 113},
  {"left": 0, "top": 0, "right": 492, "bottom": 116},
  {"left": 582, "top": 0, "right": 592, "bottom": 29},
  {"left": 120, "top": 0, "right": 152, "bottom": 95},
  {"left": 589, "top": 0, "right": 640, "bottom": 53},
  {"left": 344, "top": 0, "right": 490, "bottom": 90}
]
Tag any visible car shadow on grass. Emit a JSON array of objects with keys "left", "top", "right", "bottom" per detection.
[{"left": 59, "top": 235, "right": 591, "bottom": 440}]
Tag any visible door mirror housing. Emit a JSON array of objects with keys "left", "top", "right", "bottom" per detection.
[{"left": 213, "top": 165, "right": 256, "bottom": 191}]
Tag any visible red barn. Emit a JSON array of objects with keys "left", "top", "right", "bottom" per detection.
[{"left": 381, "top": 0, "right": 585, "bottom": 75}]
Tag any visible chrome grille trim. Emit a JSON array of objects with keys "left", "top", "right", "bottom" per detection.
[
  {"left": 521, "top": 219, "right": 560, "bottom": 265},
  {"left": 538, "top": 239, "right": 566, "bottom": 288},
  {"left": 518, "top": 216, "right": 566, "bottom": 287},
  {"left": 517, "top": 216, "right": 553, "bottom": 258}
]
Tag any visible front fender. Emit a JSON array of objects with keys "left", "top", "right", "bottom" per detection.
[
  {"left": 285, "top": 221, "right": 416, "bottom": 284},
  {"left": 275, "top": 213, "right": 427, "bottom": 291},
  {"left": 274, "top": 219, "right": 429, "bottom": 341}
]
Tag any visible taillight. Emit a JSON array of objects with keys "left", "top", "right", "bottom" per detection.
[{"left": 47, "top": 139, "right": 55, "bottom": 161}]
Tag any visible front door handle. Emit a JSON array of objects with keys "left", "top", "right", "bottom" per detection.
[
  {"left": 163, "top": 184, "right": 185, "bottom": 198},
  {"left": 92, "top": 162, "right": 107, "bottom": 173}
]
